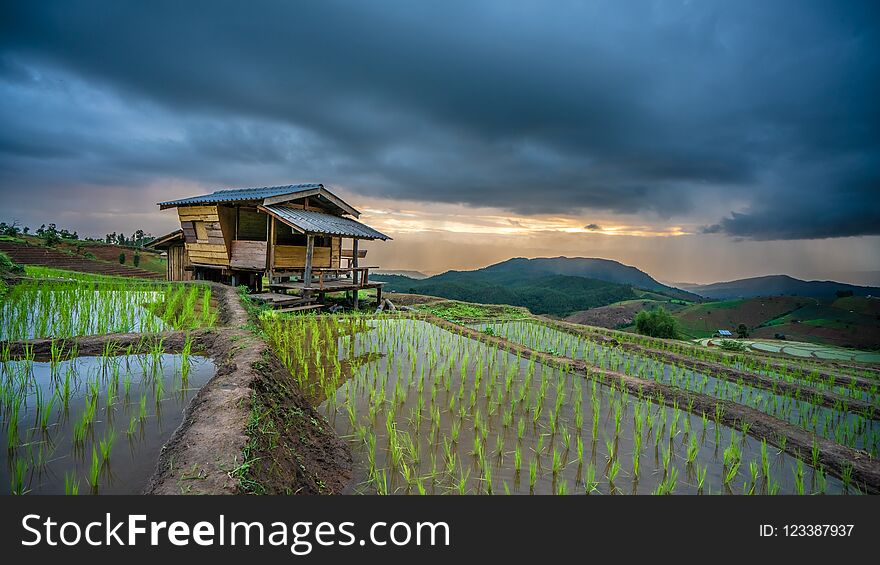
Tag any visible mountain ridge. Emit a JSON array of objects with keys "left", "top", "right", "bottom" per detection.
[{"left": 680, "top": 274, "right": 880, "bottom": 300}]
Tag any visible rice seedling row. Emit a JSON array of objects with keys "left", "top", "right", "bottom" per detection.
[
  {"left": 0, "top": 280, "right": 217, "bottom": 341},
  {"left": 564, "top": 321, "right": 879, "bottom": 397},
  {"left": 475, "top": 321, "right": 879, "bottom": 455}
]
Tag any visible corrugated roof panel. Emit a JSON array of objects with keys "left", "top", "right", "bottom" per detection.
[
  {"left": 264, "top": 205, "right": 391, "bottom": 240},
  {"left": 158, "top": 183, "right": 322, "bottom": 207}
]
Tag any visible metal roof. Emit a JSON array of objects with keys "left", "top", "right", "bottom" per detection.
[
  {"left": 158, "top": 184, "right": 322, "bottom": 207},
  {"left": 263, "top": 205, "right": 391, "bottom": 240},
  {"left": 717, "top": 329, "right": 733, "bottom": 336}
]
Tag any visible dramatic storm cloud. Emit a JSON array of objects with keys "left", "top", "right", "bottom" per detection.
[{"left": 0, "top": 1, "right": 877, "bottom": 248}]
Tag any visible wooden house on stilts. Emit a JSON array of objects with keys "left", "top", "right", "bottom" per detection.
[{"left": 147, "top": 183, "right": 391, "bottom": 311}]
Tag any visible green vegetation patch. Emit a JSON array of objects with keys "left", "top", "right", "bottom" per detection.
[{"left": 416, "top": 300, "right": 529, "bottom": 322}]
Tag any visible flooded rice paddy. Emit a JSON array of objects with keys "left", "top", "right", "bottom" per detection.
[
  {"left": 1, "top": 350, "right": 214, "bottom": 494},
  {"left": 264, "top": 316, "right": 853, "bottom": 495},
  {"left": 473, "top": 320, "right": 879, "bottom": 455}
]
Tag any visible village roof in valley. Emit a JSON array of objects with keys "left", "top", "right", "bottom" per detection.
[{"left": 150, "top": 183, "right": 390, "bottom": 308}]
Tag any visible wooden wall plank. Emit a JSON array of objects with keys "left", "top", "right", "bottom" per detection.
[
  {"left": 230, "top": 241, "right": 268, "bottom": 269},
  {"left": 178, "top": 205, "right": 220, "bottom": 222},
  {"left": 218, "top": 205, "right": 236, "bottom": 252},
  {"left": 274, "top": 245, "right": 331, "bottom": 268}
]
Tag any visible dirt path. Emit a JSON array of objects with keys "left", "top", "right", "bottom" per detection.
[{"left": 428, "top": 315, "right": 880, "bottom": 494}]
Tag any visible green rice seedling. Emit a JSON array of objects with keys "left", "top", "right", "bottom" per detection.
[
  {"left": 64, "top": 471, "right": 79, "bottom": 495},
  {"left": 154, "top": 371, "right": 165, "bottom": 404},
  {"left": 777, "top": 434, "right": 787, "bottom": 453},
  {"left": 696, "top": 465, "right": 707, "bottom": 492},
  {"left": 456, "top": 467, "right": 470, "bottom": 495},
  {"left": 89, "top": 446, "right": 101, "bottom": 491},
  {"left": 6, "top": 402, "right": 20, "bottom": 451},
  {"left": 127, "top": 415, "right": 138, "bottom": 435},
  {"left": 529, "top": 458, "right": 538, "bottom": 491},
  {"left": 747, "top": 461, "right": 759, "bottom": 495},
  {"left": 842, "top": 463, "right": 853, "bottom": 491},
  {"left": 139, "top": 394, "right": 147, "bottom": 421},
  {"left": 482, "top": 461, "right": 493, "bottom": 494},
  {"left": 556, "top": 479, "right": 568, "bottom": 495},
  {"left": 811, "top": 438, "right": 820, "bottom": 468},
  {"left": 374, "top": 470, "right": 389, "bottom": 495},
  {"left": 654, "top": 466, "right": 678, "bottom": 495},
  {"left": 99, "top": 429, "right": 116, "bottom": 462},
  {"left": 10, "top": 458, "right": 28, "bottom": 495},
  {"left": 591, "top": 399, "right": 600, "bottom": 441},
  {"left": 661, "top": 445, "right": 672, "bottom": 472},
  {"left": 760, "top": 440, "right": 770, "bottom": 479},
  {"left": 815, "top": 467, "right": 827, "bottom": 495},
  {"left": 584, "top": 463, "right": 598, "bottom": 494},
  {"left": 686, "top": 435, "right": 698, "bottom": 465},
  {"left": 794, "top": 459, "right": 805, "bottom": 495},
  {"left": 607, "top": 459, "right": 620, "bottom": 485},
  {"left": 514, "top": 444, "right": 522, "bottom": 474},
  {"left": 39, "top": 392, "right": 56, "bottom": 431},
  {"left": 551, "top": 448, "right": 563, "bottom": 476}
]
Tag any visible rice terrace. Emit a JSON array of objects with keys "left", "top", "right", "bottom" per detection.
[
  {"left": 2, "top": 1, "right": 879, "bottom": 510},
  {"left": 1, "top": 185, "right": 878, "bottom": 497}
]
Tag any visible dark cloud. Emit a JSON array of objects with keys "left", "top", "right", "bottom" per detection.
[
  {"left": 585, "top": 224, "right": 601, "bottom": 231},
  {"left": 0, "top": 0, "right": 878, "bottom": 238}
]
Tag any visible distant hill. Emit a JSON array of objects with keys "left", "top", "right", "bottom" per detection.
[
  {"left": 670, "top": 295, "right": 880, "bottom": 349},
  {"left": 373, "top": 269, "right": 428, "bottom": 279},
  {"left": 565, "top": 298, "right": 690, "bottom": 330},
  {"left": 372, "top": 256, "right": 704, "bottom": 316},
  {"left": 479, "top": 257, "right": 700, "bottom": 301},
  {"left": 683, "top": 275, "right": 880, "bottom": 300},
  {"left": 373, "top": 272, "right": 636, "bottom": 317}
]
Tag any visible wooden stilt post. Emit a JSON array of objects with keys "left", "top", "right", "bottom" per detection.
[
  {"left": 352, "top": 238, "right": 360, "bottom": 310},
  {"left": 268, "top": 216, "right": 276, "bottom": 285},
  {"left": 303, "top": 234, "right": 314, "bottom": 300}
]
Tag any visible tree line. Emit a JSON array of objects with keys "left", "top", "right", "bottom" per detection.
[{"left": 1, "top": 221, "right": 154, "bottom": 248}]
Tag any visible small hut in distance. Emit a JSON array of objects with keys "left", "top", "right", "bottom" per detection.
[{"left": 148, "top": 183, "right": 391, "bottom": 310}]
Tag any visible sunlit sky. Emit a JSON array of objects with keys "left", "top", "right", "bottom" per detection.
[{"left": 2, "top": 2, "right": 878, "bottom": 285}]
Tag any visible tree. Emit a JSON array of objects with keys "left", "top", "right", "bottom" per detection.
[
  {"left": 835, "top": 289, "right": 854, "bottom": 298},
  {"left": 736, "top": 323, "right": 749, "bottom": 338},
  {"left": 0, "top": 221, "right": 21, "bottom": 236},
  {"left": 118, "top": 252, "right": 126, "bottom": 265},
  {"left": 38, "top": 223, "right": 61, "bottom": 246},
  {"left": 133, "top": 252, "right": 141, "bottom": 267},
  {"left": 634, "top": 306, "right": 679, "bottom": 339}
]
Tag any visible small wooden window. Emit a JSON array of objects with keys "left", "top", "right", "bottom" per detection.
[{"left": 194, "top": 221, "right": 208, "bottom": 243}]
